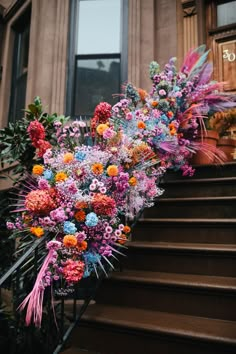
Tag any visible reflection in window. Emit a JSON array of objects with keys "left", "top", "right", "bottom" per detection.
[
  {"left": 74, "top": 57, "right": 120, "bottom": 116},
  {"left": 72, "top": 0, "right": 122, "bottom": 117},
  {"left": 77, "top": 0, "right": 121, "bottom": 54},
  {"left": 217, "top": 1, "right": 236, "bottom": 27}
]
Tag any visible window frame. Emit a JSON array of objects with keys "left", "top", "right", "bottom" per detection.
[
  {"left": 66, "top": 0, "right": 128, "bottom": 119},
  {"left": 8, "top": 6, "right": 31, "bottom": 123}
]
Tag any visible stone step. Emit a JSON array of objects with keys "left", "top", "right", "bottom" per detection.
[
  {"left": 160, "top": 177, "right": 236, "bottom": 197},
  {"left": 144, "top": 196, "right": 236, "bottom": 219},
  {"left": 124, "top": 242, "right": 236, "bottom": 277},
  {"left": 71, "top": 304, "right": 236, "bottom": 354},
  {"left": 133, "top": 218, "right": 236, "bottom": 244},
  {"left": 164, "top": 162, "right": 236, "bottom": 181},
  {"left": 96, "top": 270, "right": 236, "bottom": 321}
]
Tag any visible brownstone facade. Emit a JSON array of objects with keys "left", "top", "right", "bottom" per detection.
[{"left": 0, "top": 0, "right": 235, "bottom": 189}]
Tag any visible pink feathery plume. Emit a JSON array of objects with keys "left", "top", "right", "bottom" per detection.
[
  {"left": 198, "top": 62, "right": 213, "bottom": 85},
  {"left": 18, "top": 240, "right": 61, "bottom": 328},
  {"left": 180, "top": 45, "right": 206, "bottom": 74}
]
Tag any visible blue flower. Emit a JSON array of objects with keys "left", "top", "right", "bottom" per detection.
[
  {"left": 43, "top": 169, "right": 53, "bottom": 180},
  {"left": 63, "top": 221, "right": 77, "bottom": 234},
  {"left": 85, "top": 212, "right": 98, "bottom": 227},
  {"left": 75, "top": 151, "right": 86, "bottom": 162}
]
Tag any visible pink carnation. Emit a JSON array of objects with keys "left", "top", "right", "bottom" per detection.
[{"left": 62, "top": 259, "right": 84, "bottom": 283}]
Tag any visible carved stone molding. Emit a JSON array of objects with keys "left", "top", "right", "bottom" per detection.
[{"left": 182, "top": 0, "right": 196, "bottom": 17}]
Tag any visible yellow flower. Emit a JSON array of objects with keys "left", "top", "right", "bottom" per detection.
[
  {"left": 30, "top": 226, "right": 44, "bottom": 238},
  {"left": 129, "top": 177, "right": 137, "bottom": 186},
  {"left": 63, "top": 235, "right": 78, "bottom": 248},
  {"left": 63, "top": 152, "right": 74, "bottom": 163},
  {"left": 92, "top": 163, "right": 104, "bottom": 175},
  {"left": 107, "top": 165, "right": 119, "bottom": 177},
  {"left": 96, "top": 124, "right": 109, "bottom": 135},
  {"left": 32, "top": 165, "right": 44, "bottom": 175},
  {"left": 55, "top": 171, "right": 68, "bottom": 182}
]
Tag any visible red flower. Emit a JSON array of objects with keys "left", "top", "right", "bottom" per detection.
[
  {"left": 91, "top": 193, "right": 116, "bottom": 216},
  {"left": 93, "top": 102, "right": 112, "bottom": 124},
  {"left": 27, "top": 120, "right": 45, "bottom": 146},
  {"left": 36, "top": 140, "right": 52, "bottom": 157}
]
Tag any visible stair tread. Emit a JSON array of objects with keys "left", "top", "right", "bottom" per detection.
[
  {"left": 158, "top": 196, "right": 236, "bottom": 202},
  {"left": 139, "top": 217, "right": 236, "bottom": 224},
  {"left": 81, "top": 304, "right": 236, "bottom": 345},
  {"left": 111, "top": 270, "right": 236, "bottom": 291},
  {"left": 161, "top": 176, "right": 236, "bottom": 185},
  {"left": 128, "top": 241, "right": 236, "bottom": 252}
]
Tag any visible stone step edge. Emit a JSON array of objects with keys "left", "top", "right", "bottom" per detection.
[
  {"left": 80, "top": 305, "right": 236, "bottom": 346},
  {"left": 138, "top": 217, "right": 236, "bottom": 225},
  {"left": 108, "top": 271, "right": 236, "bottom": 293},
  {"left": 157, "top": 196, "right": 236, "bottom": 203},
  {"left": 160, "top": 176, "right": 236, "bottom": 185},
  {"left": 128, "top": 241, "right": 236, "bottom": 254}
]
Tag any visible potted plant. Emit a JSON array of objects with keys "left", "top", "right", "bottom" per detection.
[{"left": 209, "top": 108, "right": 236, "bottom": 162}]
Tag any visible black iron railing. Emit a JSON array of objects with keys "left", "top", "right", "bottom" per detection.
[{"left": 0, "top": 233, "right": 115, "bottom": 354}]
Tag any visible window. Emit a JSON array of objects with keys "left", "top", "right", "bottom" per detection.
[
  {"left": 67, "top": 0, "right": 128, "bottom": 118},
  {"left": 206, "top": 1, "right": 236, "bottom": 92},
  {"left": 8, "top": 8, "right": 30, "bottom": 122},
  {"left": 217, "top": 1, "right": 236, "bottom": 27}
]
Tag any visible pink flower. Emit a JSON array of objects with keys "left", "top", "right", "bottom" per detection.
[
  {"left": 159, "top": 89, "right": 166, "bottom": 96},
  {"left": 125, "top": 112, "right": 133, "bottom": 121},
  {"left": 103, "top": 128, "right": 115, "bottom": 139}
]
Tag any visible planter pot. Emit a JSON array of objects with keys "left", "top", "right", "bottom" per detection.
[
  {"left": 191, "top": 130, "right": 219, "bottom": 165},
  {"left": 217, "top": 138, "right": 236, "bottom": 162}
]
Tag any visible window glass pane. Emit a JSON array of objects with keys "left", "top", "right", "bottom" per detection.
[
  {"left": 217, "top": 1, "right": 236, "bottom": 27},
  {"left": 74, "top": 57, "right": 120, "bottom": 116},
  {"left": 77, "top": 0, "right": 121, "bottom": 54}
]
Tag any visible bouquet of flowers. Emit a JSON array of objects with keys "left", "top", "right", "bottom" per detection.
[{"left": 5, "top": 45, "right": 235, "bottom": 327}]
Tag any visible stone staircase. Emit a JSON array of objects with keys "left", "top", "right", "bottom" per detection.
[{"left": 64, "top": 163, "right": 236, "bottom": 354}]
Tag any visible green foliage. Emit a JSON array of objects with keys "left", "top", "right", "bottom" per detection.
[{"left": 0, "top": 97, "right": 68, "bottom": 183}]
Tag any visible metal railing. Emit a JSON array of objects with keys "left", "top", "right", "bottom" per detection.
[{"left": 0, "top": 233, "right": 115, "bottom": 354}]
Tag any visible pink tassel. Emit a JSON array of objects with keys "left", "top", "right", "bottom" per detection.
[{"left": 18, "top": 243, "right": 59, "bottom": 328}]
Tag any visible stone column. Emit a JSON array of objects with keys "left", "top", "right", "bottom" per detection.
[
  {"left": 26, "top": 0, "right": 70, "bottom": 114},
  {"left": 182, "top": 0, "right": 198, "bottom": 55}
]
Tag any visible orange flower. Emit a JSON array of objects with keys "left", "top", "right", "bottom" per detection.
[
  {"left": 30, "top": 226, "right": 44, "bottom": 238},
  {"left": 107, "top": 165, "right": 119, "bottom": 177},
  {"left": 32, "top": 165, "right": 44, "bottom": 175},
  {"left": 75, "top": 201, "right": 88, "bottom": 209},
  {"left": 63, "top": 152, "right": 74, "bottom": 163},
  {"left": 55, "top": 171, "right": 68, "bottom": 182},
  {"left": 118, "top": 234, "right": 128, "bottom": 245},
  {"left": 129, "top": 177, "right": 137, "bottom": 186},
  {"left": 169, "top": 123, "right": 176, "bottom": 136},
  {"left": 96, "top": 124, "right": 109, "bottom": 135},
  {"left": 74, "top": 210, "right": 86, "bottom": 222},
  {"left": 138, "top": 88, "right": 148, "bottom": 101},
  {"left": 123, "top": 225, "right": 131, "bottom": 234},
  {"left": 63, "top": 235, "right": 78, "bottom": 248},
  {"left": 152, "top": 101, "right": 158, "bottom": 107},
  {"left": 137, "top": 121, "right": 146, "bottom": 129},
  {"left": 77, "top": 240, "right": 88, "bottom": 251},
  {"left": 92, "top": 163, "right": 104, "bottom": 175}
]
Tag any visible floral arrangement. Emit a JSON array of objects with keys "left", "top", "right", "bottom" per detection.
[{"left": 5, "top": 45, "right": 235, "bottom": 327}]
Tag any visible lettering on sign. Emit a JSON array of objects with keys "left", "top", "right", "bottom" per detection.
[{"left": 223, "top": 49, "right": 236, "bottom": 62}]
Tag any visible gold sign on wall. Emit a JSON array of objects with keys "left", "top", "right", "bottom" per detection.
[{"left": 217, "top": 39, "right": 236, "bottom": 92}]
